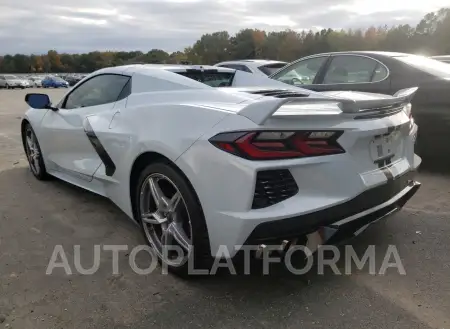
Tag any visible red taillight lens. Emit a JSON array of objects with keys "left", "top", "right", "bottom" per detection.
[{"left": 209, "top": 130, "right": 345, "bottom": 160}]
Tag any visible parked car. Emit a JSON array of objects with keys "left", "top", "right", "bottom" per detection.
[
  {"left": 0, "top": 74, "right": 28, "bottom": 89},
  {"left": 215, "top": 59, "right": 287, "bottom": 76},
  {"left": 430, "top": 55, "right": 450, "bottom": 63},
  {"left": 65, "top": 75, "right": 83, "bottom": 86},
  {"left": 0, "top": 74, "right": 29, "bottom": 89},
  {"left": 22, "top": 64, "right": 420, "bottom": 275},
  {"left": 28, "top": 77, "right": 43, "bottom": 88},
  {"left": 42, "top": 76, "right": 69, "bottom": 88},
  {"left": 269, "top": 51, "right": 450, "bottom": 168},
  {"left": 20, "top": 78, "right": 31, "bottom": 88}
]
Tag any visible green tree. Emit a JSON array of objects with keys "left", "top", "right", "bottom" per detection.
[{"left": 1, "top": 7, "right": 449, "bottom": 73}]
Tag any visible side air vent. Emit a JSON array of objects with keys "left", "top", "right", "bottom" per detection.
[
  {"left": 244, "top": 89, "right": 310, "bottom": 98},
  {"left": 252, "top": 169, "right": 299, "bottom": 209}
]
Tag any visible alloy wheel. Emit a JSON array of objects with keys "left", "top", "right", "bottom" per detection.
[
  {"left": 24, "top": 127, "right": 41, "bottom": 175},
  {"left": 140, "top": 173, "right": 193, "bottom": 267}
]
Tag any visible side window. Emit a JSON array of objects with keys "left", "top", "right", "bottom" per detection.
[
  {"left": 271, "top": 56, "right": 328, "bottom": 85},
  {"left": 372, "top": 63, "right": 388, "bottom": 82},
  {"left": 117, "top": 79, "right": 132, "bottom": 101},
  {"left": 221, "top": 64, "right": 252, "bottom": 73},
  {"left": 323, "top": 56, "right": 387, "bottom": 84},
  {"left": 63, "top": 74, "right": 130, "bottom": 109},
  {"left": 218, "top": 64, "right": 234, "bottom": 69},
  {"left": 235, "top": 65, "right": 252, "bottom": 73}
]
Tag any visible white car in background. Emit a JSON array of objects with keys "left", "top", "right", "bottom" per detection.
[
  {"left": 0, "top": 74, "right": 27, "bottom": 89},
  {"left": 28, "top": 77, "right": 43, "bottom": 88},
  {"left": 22, "top": 64, "right": 421, "bottom": 276},
  {"left": 20, "top": 78, "right": 31, "bottom": 88},
  {"left": 215, "top": 59, "right": 287, "bottom": 76}
]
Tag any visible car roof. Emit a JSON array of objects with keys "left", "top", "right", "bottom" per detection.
[
  {"left": 94, "top": 64, "right": 236, "bottom": 75},
  {"left": 300, "top": 51, "right": 412, "bottom": 58},
  {"left": 215, "top": 59, "right": 287, "bottom": 66}
]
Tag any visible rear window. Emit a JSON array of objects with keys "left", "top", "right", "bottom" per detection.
[
  {"left": 176, "top": 70, "right": 235, "bottom": 87},
  {"left": 258, "top": 63, "right": 287, "bottom": 76},
  {"left": 396, "top": 55, "right": 450, "bottom": 77}
]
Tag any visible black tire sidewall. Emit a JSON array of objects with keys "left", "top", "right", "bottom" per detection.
[{"left": 135, "top": 161, "right": 212, "bottom": 276}]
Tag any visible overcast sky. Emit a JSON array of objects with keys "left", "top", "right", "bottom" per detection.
[{"left": 0, "top": 0, "right": 448, "bottom": 54}]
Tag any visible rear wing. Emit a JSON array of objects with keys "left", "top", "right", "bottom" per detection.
[{"left": 238, "top": 87, "right": 418, "bottom": 125}]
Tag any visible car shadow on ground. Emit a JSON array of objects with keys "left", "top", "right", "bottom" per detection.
[{"left": 0, "top": 166, "right": 430, "bottom": 329}]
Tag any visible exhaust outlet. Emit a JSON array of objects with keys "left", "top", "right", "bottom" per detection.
[
  {"left": 255, "top": 239, "right": 298, "bottom": 259},
  {"left": 279, "top": 240, "right": 290, "bottom": 252},
  {"left": 255, "top": 244, "right": 267, "bottom": 259}
]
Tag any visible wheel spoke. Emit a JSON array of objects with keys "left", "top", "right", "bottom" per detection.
[
  {"left": 161, "top": 228, "right": 173, "bottom": 246},
  {"left": 140, "top": 173, "right": 193, "bottom": 263},
  {"left": 142, "top": 211, "right": 167, "bottom": 224},
  {"left": 167, "top": 221, "right": 191, "bottom": 252},
  {"left": 168, "top": 192, "right": 181, "bottom": 212},
  {"left": 148, "top": 177, "right": 170, "bottom": 211},
  {"left": 33, "top": 156, "right": 40, "bottom": 172},
  {"left": 26, "top": 136, "right": 33, "bottom": 150}
]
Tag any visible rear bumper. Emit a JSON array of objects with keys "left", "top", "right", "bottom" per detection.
[{"left": 245, "top": 171, "right": 419, "bottom": 244}]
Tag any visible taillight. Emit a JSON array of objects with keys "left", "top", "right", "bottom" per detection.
[{"left": 209, "top": 130, "right": 345, "bottom": 160}]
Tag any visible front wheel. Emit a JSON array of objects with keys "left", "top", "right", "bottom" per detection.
[
  {"left": 135, "top": 162, "right": 212, "bottom": 276},
  {"left": 23, "top": 124, "right": 49, "bottom": 180}
]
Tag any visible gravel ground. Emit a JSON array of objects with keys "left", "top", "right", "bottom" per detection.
[{"left": 0, "top": 88, "right": 449, "bottom": 329}]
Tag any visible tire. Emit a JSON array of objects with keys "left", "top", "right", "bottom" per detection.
[
  {"left": 22, "top": 123, "right": 49, "bottom": 180},
  {"left": 134, "top": 161, "right": 212, "bottom": 276}
]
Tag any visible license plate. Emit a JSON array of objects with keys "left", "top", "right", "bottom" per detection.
[{"left": 370, "top": 134, "right": 395, "bottom": 161}]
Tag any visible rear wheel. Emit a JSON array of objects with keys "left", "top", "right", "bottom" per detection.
[
  {"left": 135, "top": 162, "right": 212, "bottom": 276},
  {"left": 23, "top": 124, "right": 49, "bottom": 180}
]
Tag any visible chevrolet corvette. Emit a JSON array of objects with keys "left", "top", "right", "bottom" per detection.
[{"left": 22, "top": 64, "right": 421, "bottom": 275}]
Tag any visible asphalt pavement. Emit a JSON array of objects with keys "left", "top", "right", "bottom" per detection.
[{"left": 0, "top": 88, "right": 449, "bottom": 329}]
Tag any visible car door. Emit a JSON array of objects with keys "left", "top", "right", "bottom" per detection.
[
  {"left": 313, "top": 54, "right": 391, "bottom": 94},
  {"left": 39, "top": 73, "right": 131, "bottom": 181},
  {"left": 0, "top": 76, "right": 5, "bottom": 87},
  {"left": 269, "top": 55, "right": 330, "bottom": 91}
]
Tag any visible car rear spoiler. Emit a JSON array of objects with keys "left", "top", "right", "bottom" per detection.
[{"left": 238, "top": 87, "right": 418, "bottom": 125}]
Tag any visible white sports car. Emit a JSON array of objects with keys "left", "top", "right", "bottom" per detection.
[
  {"left": 22, "top": 64, "right": 421, "bottom": 275},
  {"left": 214, "top": 59, "right": 287, "bottom": 76}
]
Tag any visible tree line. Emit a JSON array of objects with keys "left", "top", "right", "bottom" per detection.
[{"left": 1, "top": 8, "right": 449, "bottom": 74}]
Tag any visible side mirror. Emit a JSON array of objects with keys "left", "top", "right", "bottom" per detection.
[{"left": 25, "top": 93, "right": 57, "bottom": 111}]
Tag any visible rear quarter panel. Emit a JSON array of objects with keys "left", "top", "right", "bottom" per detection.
[{"left": 95, "top": 102, "right": 231, "bottom": 218}]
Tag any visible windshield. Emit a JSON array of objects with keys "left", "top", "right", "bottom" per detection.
[
  {"left": 258, "top": 63, "right": 287, "bottom": 76},
  {"left": 53, "top": 77, "right": 66, "bottom": 82},
  {"left": 5, "top": 75, "right": 18, "bottom": 80},
  {"left": 176, "top": 70, "right": 235, "bottom": 87},
  {"left": 396, "top": 55, "right": 450, "bottom": 77}
]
